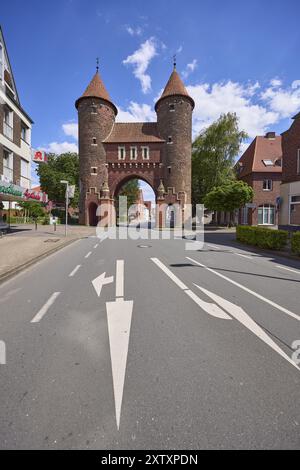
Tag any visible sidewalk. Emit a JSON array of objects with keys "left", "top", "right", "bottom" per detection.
[{"left": 0, "top": 224, "right": 96, "bottom": 283}]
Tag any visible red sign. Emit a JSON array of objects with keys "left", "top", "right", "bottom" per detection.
[{"left": 32, "top": 150, "right": 48, "bottom": 163}]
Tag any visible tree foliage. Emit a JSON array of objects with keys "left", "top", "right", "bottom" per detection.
[
  {"left": 192, "top": 113, "right": 248, "bottom": 204},
  {"left": 204, "top": 181, "right": 254, "bottom": 213},
  {"left": 18, "top": 201, "right": 45, "bottom": 218},
  {"left": 117, "top": 179, "right": 140, "bottom": 209},
  {"left": 36, "top": 153, "right": 79, "bottom": 208}
]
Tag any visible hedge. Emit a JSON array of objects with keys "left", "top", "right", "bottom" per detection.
[
  {"left": 236, "top": 226, "right": 288, "bottom": 251},
  {"left": 291, "top": 232, "right": 300, "bottom": 256}
]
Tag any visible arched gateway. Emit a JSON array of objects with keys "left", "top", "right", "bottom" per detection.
[{"left": 75, "top": 62, "right": 194, "bottom": 227}]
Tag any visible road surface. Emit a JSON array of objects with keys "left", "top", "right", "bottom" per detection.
[{"left": 0, "top": 228, "right": 300, "bottom": 449}]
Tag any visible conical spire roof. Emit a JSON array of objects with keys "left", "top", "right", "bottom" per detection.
[
  {"left": 155, "top": 67, "right": 195, "bottom": 111},
  {"left": 75, "top": 71, "right": 117, "bottom": 114}
]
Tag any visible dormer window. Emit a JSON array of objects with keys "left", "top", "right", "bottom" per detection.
[
  {"left": 262, "top": 159, "right": 274, "bottom": 167},
  {"left": 118, "top": 146, "right": 126, "bottom": 160}
]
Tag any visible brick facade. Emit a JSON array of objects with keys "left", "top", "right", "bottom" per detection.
[
  {"left": 281, "top": 115, "right": 300, "bottom": 184},
  {"left": 76, "top": 68, "right": 194, "bottom": 226}
]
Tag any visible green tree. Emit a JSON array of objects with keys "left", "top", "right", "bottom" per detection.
[
  {"left": 204, "top": 181, "right": 254, "bottom": 223},
  {"left": 117, "top": 179, "right": 140, "bottom": 210},
  {"left": 192, "top": 113, "right": 248, "bottom": 205},
  {"left": 18, "top": 201, "right": 45, "bottom": 219},
  {"left": 36, "top": 153, "right": 79, "bottom": 208}
]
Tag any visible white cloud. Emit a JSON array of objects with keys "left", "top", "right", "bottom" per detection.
[
  {"left": 126, "top": 25, "right": 143, "bottom": 36},
  {"left": 187, "top": 80, "right": 279, "bottom": 138},
  {"left": 123, "top": 37, "right": 158, "bottom": 93},
  {"left": 182, "top": 59, "right": 198, "bottom": 79},
  {"left": 261, "top": 80, "right": 300, "bottom": 118},
  {"left": 62, "top": 122, "right": 78, "bottom": 140},
  {"left": 117, "top": 101, "right": 155, "bottom": 122},
  {"left": 41, "top": 142, "right": 78, "bottom": 154},
  {"left": 292, "top": 80, "right": 300, "bottom": 90},
  {"left": 270, "top": 78, "right": 282, "bottom": 88}
]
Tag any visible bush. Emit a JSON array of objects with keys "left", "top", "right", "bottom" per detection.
[
  {"left": 291, "top": 232, "right": 300, "bottom": 256},
  {"left": 236, "top": 226, "right": 288, "bottom": 250}
]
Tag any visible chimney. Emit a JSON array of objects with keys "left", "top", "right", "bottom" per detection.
[{"left": 265, "top": 131, "right": 276, "bottom": 139}]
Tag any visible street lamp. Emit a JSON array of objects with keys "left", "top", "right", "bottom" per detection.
[{"left": 60, "top": 180, "right": 69, "bottom": 237}]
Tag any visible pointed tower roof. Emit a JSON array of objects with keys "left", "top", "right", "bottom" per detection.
[
  {"left": 155, "top": 66, "right": 195, "bottom": 111},
  {"left": 75, "top": 71, "right": 117, "bottom": 114}
]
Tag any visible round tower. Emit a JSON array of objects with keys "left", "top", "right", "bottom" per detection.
[
  {"left": 75, "top": 69, "right": 117, "bottom": 225},
  {"left": 155, "top": 64, "right": 194, "bottom": 205}
]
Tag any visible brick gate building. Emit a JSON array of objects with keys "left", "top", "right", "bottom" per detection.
[{"left": 75, "top": 63, "right": 194, "bottom": 226}]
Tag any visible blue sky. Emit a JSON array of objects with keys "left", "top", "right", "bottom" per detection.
[{"left": 1, "top": 0, "right": 300, "bottom": 198}]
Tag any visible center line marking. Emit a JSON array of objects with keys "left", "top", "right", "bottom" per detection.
[
  {"left": 85, "top": 251, "right": 92, "bottom": 259},
  {"left": 69, "top": 265, "right": 81, "bottom": 277},
  {"left": 31, "top": 292, "right": 61, "bottom": 323},
  {"left": 186, "top": 256, "right": 300, "bottom": 322},
  {"left": 276, "top": 265, "right": 300, "bottom": 275},
  {"left": 94, "top": 244, "right": 99, "bottom": 249}
]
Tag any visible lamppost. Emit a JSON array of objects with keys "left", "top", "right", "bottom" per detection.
[{"left": 60, "top": 180, "right": 69, "bottom": 237}]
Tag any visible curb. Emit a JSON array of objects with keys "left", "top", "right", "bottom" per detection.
[
  {"left": 0, "top": 238, "right": 79, "bottom": 285},
  {"left": 232, "top": 238, "right": 300, "bottom": 263}
]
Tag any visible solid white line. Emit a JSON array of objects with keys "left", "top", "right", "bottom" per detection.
[
  {"left": 116, "top": 260, "right": 124, "bottom": 298},
  {"left": 151, "top": 258, "right": 231, "bottom": 319},
  {"left": 207, "top": 244, "right": 220, "bottom": 250},
  {"left": 69, "top": 265, "right": 81, "bottom": 277},
  {"left": 151, "top": 258, "right": 188, "bottom": 290},
  {"left": 276, "top": 265, "right": 300, "bottom": 275},
  {"left": 186, "top": 256, "right": 300, "bottom": 322},
  {"left": 235, "top": 253, "right": 253, "bottom": 260},
  {"left": 31, "top": 292, "right": 61, "bottom": 323},
  {"left": 85, "top": 251, "right": 92, "bottom": 259},
  {"left": 94, "top": 244, "right": 99, "bottom": 249}
]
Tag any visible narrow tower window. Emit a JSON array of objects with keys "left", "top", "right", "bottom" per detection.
[
  {"left": 91, "top": 167, "right": 97, "bottom": 175},
  {"left": 92, "top": 137, "right": 97, "bottom": 145},
  {"left": 91, "top": 104, "right": 97, "bottom": 114},
  {"left": 169, "top": 103, "right": 175, "bottom": 112},
  {"left": 118, "top": 146, "right": 126, "bottom": 160},
  {"left": 168, "top": 136, "right": 173, "bottom": 144},
  {"left": 141, "top": 147, "right": 149, "bottom": 160},
  {"left": 130, "top": 147, "right": 137, "bottom": 160}
]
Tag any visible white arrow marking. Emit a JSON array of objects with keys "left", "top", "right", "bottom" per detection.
[
  {"left": 106, "top": 297, "right": 133, "bottom": 430},
  {"left": 92, "top": 272, "right": 114, "bottom": 298},
  {"left": 151, "top": 258, "right": 231, "bottom": 319},
  {"left": 187, "top": 257, "right": 300, "bottom": 322},
  {"left": 194, "top": 284, "right": 300, "bottom": 371}
]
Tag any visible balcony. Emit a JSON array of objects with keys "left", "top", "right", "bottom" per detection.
[{"left": 3, "top": 121, "right": 13, "bottom": 140}]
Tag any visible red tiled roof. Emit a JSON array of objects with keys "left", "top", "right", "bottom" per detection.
[
  {"left": 103, "top": 122, "right": 165, "bottom": 143},
  {"left": 155, "top": 69, "right": 195, "bottom": 110},
  {"left": 236, "top": 135, "right": 282, "bottom": 177},
  {"left": 75, "top": 72, "right": 116, "bottom": 112}
]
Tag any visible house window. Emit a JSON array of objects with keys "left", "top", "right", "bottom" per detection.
[
  {"left": 297, "top": 149, "right": 300, "bottom": 175},
  {"left": 91, "top": 167, "right": 97, "bottom": 175},
  {"left": 118, "top": 146, "right": 126, "bottom": 160},
  {"left": 21, "top": 122, "right": 29, "bottom": 143},
  {"left": 3, "top": 149, "right": 13, "bottom": 182},
  {"left": 257, "top": 204, "right": 275, "bottom": 225},
  {"left": 130, "top": 147, "right": 137, "bottom": 160},
  {"left": 20, "top": 158, "right": 30, "bottom": 188},
  {"left": 3, "top": 105, "right": 13, "bottom": 140},
  {"left": 141, "top": 146, "right": 149, "bottom": 160},
  {"left": 263, "top": 179, "right": 272, "bottom": 191}
]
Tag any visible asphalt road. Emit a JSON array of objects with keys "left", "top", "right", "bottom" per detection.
[{"left": 0, "top": 228, "right": 300, "bottom": 449}]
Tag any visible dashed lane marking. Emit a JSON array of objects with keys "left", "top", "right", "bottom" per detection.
[
  {"left": 31, "top": 292, "right": 61, "bottom": 323},
  {"left": 69, "top": 265, "right": 81, "bottom": 277}
]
